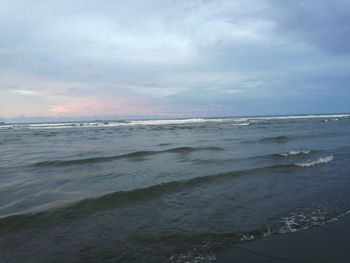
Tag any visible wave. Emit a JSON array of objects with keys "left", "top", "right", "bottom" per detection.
[
  {"left": 324, "top": 118, "right": 341, "bottom": 122},
  {"left": 0, "top": 119, "right": 228, "bottom": 130},
  {"left": 260, "top": 135, "right": 290, "bottom": 142},
  {"left": 0, "top": 163, "right": 301, "bottom": 222},
  {"left": 194, "top": 149, "right": 313, "bottom": 165},
  {"left": 194, "top": 150, "right": 334, "bottom": 170},
  {"left": 277, "top": 150, "right": 311, "bottom": 157},
  {"left": 169, "top": 202, "right": 350, "bottom": 263},
  {"left": 295, "top": 155, "right": 334, "bottom": 167},
  {"left": 129, "top": 118, "right": 209, "bottom": 125},
  {"left": 2, "top": 114, "right": 349, "bottom": 130},
  {"left": 0, "top": 123, "right": 83, "bottom": 130},
  {"left": 34, "top": 146, "right": 332, "bottom": 170},
  {"left": 158, "top": 143, "right": 173, "bottom": 146},
  {"left": 251, "top": 114, "right": 350, "bottom": 121},
  {"left": 165, "top": 146, "right": 222, "bottom": 153},
  {"left": 1, "top": 149, "right": 338, "bottom": 220},
  {"left": 239, "top": 135, "right": 293, "bottom": 145},
  {"left": 33, "top": 146, "right": 223, "bottom": 167},
  {"left": 242, "top": 131, "right": 338, "bottom": 144},
  {"left": 232, "top": 122, "right": 251, "bottom": 126},
  {"left": 255, "top": 202, "right": 349, "bottom": 238},
  {"left": 0, "top": 158, "right": 341, "bottom": 256}
]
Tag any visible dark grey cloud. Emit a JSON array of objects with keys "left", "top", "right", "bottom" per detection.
[{"left": 271, "top": 0, "right": 350, "bottom": 55}]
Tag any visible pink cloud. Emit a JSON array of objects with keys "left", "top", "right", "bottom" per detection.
[{"left": 47, "top": 97, "right": 165, "bottom": 117}]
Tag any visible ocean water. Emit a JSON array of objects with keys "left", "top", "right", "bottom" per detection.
[{"left": 1, "top": 114, "right": 350, "bottom": 262}]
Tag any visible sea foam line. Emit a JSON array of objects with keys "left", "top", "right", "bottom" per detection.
[
  {"left": 169, "top": 203, "right": 350, "bottom": 263},
  {"left": 295, "top": 155, "right": 334, "bottom": 167},
  {"left": 232, "top": 122, "right": 250, "bottom": 126},
  {"left": 251, "top": 114, "right": 350, "bottom": 121},
  {"left": 278, "top": 150, "right": 311, "bottom": 157},
  {"left": 1, "top": 113, "right": 349, "bottom": 130}
]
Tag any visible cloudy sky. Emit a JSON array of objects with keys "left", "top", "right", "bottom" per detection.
[{"left": 1, "top": 0, "right": 350, "bottom": 121}]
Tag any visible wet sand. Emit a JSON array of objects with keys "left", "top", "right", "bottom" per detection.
[{"left": 216, "top": 214, "right": 350, "bottom": 263}]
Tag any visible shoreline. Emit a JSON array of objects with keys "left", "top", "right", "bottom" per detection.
[{"left": 216, "top": 214, "right": 350, "bottom": 262}]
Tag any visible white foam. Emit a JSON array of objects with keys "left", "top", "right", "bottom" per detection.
[
  {"left": 251, "top": 114, "right": 350, "bottom": 121},
  {"left": 240, "top": 235, "right": 256, "bottom": 241},
  {"left": 279, "top": 150, "right": 311, "bottom": 157},
  {"left": 129, "top": 118, "right": 247, "bottom": 126},
  {"left": 232, "top": 118, "right": 249, "bottom": 122},
  {"left": 325, "top": 118, "right": 340, "bottom": 122},
  {"left": 277, "top": 212, "right": 327, "bottom": 234},
  {"left": 295, "top": 155, "right": 334, "bottom": 167},
  {"left": 1, "top": 119, "right": 229, "bottom": 130},
  {"left": 263, "top": 203, "right": 350, "bottom": 237},
  {"left": 278, "top": 210, "right": 350, "bottom": 234},
  {"left": 0, "top": 122, "right": 129, "bottom": 130},
  {"left": 129, "top": 118, "right": 209, "bottom": 126},
  {"left": 2, "top": 114, "right": 349, "bottom": 130},
  {"left": 232, "top": 122, "right": 250, "bottom": 126},
  {"left": 168, "top": 248, "right": 216, "bottom": 263},
  {"left": 0, "top": 125, "right": 16, "bottom": 129}
]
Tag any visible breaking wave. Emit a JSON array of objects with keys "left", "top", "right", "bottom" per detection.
[
  {"left": 295, "top": 155, "right": 334, "bottom": 167},
  {"left": 278, "top": 150, "right": 311, "bottom": 157},
  {"left": 168, "top": 202, "right": 350, "bottom": 263},
  {"left": 251, "top": 114, "right": 350, "bottom": 121},
  {"left": 1, "top": 114, "right": 349, "bottom": 130},
  {"left": 232, "top": 122, "right": 251, "bottom": 126}
]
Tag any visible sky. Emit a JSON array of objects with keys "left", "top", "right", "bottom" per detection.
[{"left": 0, "top": 0, "right": 350, "bottom": 122}]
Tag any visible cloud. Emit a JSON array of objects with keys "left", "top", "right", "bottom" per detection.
[
  {"left": 271, "top": 0, "right": 350, "bottom": 55},
  {"left": 11, "top": 89, "right": 41, "bottom": 96},
  {"left": 0, "top": 0, "right": 349, "bottom": 120}
]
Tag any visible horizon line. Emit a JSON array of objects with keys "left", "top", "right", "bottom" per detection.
[{"left": 2, "top": 112, "right": 350, "bottom": 124}]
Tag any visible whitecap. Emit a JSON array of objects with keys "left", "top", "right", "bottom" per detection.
[
  {"left": 129, "top": 118, "right": 208, "bottom": 126},
  {"left": 295, "top": 155, "right": 334, "bottom": 167},
  {"left": 279, "top": 150, "right": 311, "bottom": 157},
  {"left": 232, "top": 122, "right": 250, "bottom": 126},
  {"left": 251, "top": 114, "right": 350, "bottom": 121}
]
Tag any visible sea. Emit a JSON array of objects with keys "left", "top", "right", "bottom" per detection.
[{"left": 1, "top": 114, "right": 350, "bottom": 262}]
